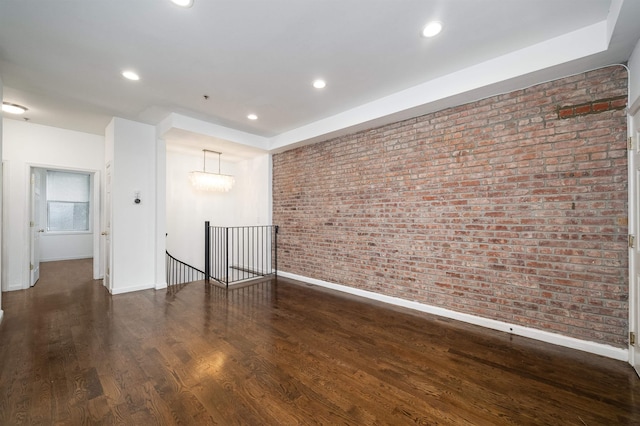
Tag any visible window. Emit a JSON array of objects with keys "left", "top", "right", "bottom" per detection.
[{"left": 46, "top": 171, "right": 91, "bottom": 232}]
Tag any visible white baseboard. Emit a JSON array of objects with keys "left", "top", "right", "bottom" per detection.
[
  {"left": 5, "top": 283, "right": 24, "bottom": 292},
  {"left": 0, "top": 309, "right": 4, "bottom": 324},
  {"left": 278, "top": 271, "right": 628, "bottom": 362},
  {"left": 109, "top": 283, "right": 155, "bottom": 295},
  {"left": 112, "top": 278, "right": 170, "bottom": 293},
  {"left": 41, "top": 255, "right": 92, "bottom": 262}
]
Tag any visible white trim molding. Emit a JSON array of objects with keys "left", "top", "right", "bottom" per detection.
[
  {"left": 629, "top": 95, "right": 640, "bottom": 117},
  {"left": 278, "top": 271, "right": 628, "bottom": 362},
  {"left": 40, "top": 255, "right": 93, "bottom": 262},
  {"left": 109, "top": 283, "right": 155, "bottom": 295}
]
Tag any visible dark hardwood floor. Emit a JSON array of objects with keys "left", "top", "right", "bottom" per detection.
[{"left": 1, "top": 259, "right": 639, "bottom": 425}]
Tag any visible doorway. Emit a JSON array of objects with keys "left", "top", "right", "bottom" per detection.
[{"left": 28, "top": 166, "right": 101, "bottom": 286}]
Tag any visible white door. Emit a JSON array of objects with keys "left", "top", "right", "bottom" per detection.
[
  {"left": 631, "top": 109, "right": 640, "bottom": 377},
  {"left": 103, "top": 163, "right": 112, "bottom": 290},
  {"left": 30, "top": 169, "right": 43, "bottom": 286}
]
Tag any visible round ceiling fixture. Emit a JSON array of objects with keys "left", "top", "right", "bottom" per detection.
[
  {"left": 122, "top": 70, "right": 140, "bottom": 81},
  {"left": 313, "top": 79, "right": 327, "bottom": 89},
  {"left": 247, "top": 114, "right": 258, "bottom": 120},
  {"left": 422, "top": 21, "right": 443, "bottom": 38},
  {"left": 170, "top": 0, "right": 194, "bottom": 7},
  {"left": 2, "top": 102, "right": 28, "bottom": 114}
]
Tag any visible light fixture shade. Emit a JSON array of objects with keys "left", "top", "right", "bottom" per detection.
[
  {"left": 189, "top": 171, "right": 235, "bottom": 192},
  {"left": 190, "top": 149, "right": 235, "bottom": 192},
  {"left": 2, "top": 102, "right": 28, "bottom": 114},
  {"left": 422, "top": 21, "right": 442, "bottom": 37},
  {"left": 170, "top": 0, "right": 194, "bottom": 7}
]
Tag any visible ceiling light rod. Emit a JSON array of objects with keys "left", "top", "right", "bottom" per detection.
[{"left": 202, "top": 149, "right": 222, "bottom": 174}]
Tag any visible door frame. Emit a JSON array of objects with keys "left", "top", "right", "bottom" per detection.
[
  {"left": 629, "top": 99, "right": 640, "bottom": 376},
  {"left": 103, "top": 161, "right": 112, "bottom": 291},
  {"left": 29, "top": 168, "right": 43, "bottom": 286},
  {"left": 26, "top": 164, "right": 102, "bottom": 287}
]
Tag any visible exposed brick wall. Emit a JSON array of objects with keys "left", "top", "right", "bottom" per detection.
[{"left": 273, "top": 65, "right": 629, "bottom": 348}]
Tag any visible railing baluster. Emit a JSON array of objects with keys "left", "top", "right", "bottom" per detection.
[
  {"left": 226, "top": 227, "right": 229, "bottom": 287},
  {"left": 199, "top": 224, "right": 279, "bottom": 288},
  {"left": 204, "top": 221, "right": 210, "bottom": 283},
  {"left": 166, "top": 250, "right": 205, "bottom": 290}
]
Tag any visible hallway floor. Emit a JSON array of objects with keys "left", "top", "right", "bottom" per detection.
[{"left": 0, "top": 259, "right": 639, "bottom": 424}]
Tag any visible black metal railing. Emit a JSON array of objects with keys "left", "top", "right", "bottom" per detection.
[
  {"left": 205, "top": 222, "right": 278, "bottom": 287},
  {"left": 166, "top": 250, "right": 205, "bottom": 288}
]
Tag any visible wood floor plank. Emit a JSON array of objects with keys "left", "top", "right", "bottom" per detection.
[
  {"left": 86, "top": 394, "right": 114, "bottom": 424},
  {"left": 1, "top": 259, "right": 639, "bottom": 425}
]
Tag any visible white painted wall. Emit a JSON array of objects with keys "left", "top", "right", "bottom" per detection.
[
  {"left": 106, "top": 117, "right": 161, "bottom": 294},
  {"left": 40, "top": 234, "right": 93, "bottom": 261},
  {"left": 629, "top": 38, "right": 640, "bottom": 111},
  {"left": 165, "top": 147, "right": 271, "bottom": 271},
  {"left": 0, "top": 75, "right": 3, "bottom": 323},
  {"left": 2, "top": 119, "right": 103, "bottom": 291},
  {"left": 155, "top": 137, "right": 166, "bottom": 290},
  {"left": 235, "top": 154, "right": 272, "bottom": 226}
]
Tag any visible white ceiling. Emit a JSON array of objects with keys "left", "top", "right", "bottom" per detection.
[{"left": 1, "top": 0, "right": 639, "bottom": 158}]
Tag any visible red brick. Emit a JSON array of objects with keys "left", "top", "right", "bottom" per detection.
[
  {"left": 610, "top": 98, "right": 627, "bottom": 109},
  {"left": 592, "top": 101, "right": 610, "bottom": 112},
  {"left": 558, "top": 107, "right": 574, "bottom": 119},
  {"left": 574, "top": 104, "right": 592, "bottom": 115}
]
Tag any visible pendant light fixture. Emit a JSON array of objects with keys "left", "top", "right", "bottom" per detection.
[{"left": 189, "top": 149, "right": 235, "bottom": 192}]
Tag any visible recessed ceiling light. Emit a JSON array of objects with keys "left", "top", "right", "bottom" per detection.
[
  {"left": 170, "top": 0, "right": 193, "bottom": 7},
  {"left": 247, "top": 114, "right": 258, "bottom": 120},
  {"left": 422, "top": 21, "right": 443, "bottom": 38},
  {"left": 313, "top": 79, "right": 327, "bottom": 89},
  {"left": 2, "top": 102, "right": 28, "bottom": 114},
  {"left": 122, "top": 70, "right": 140, "bottom": 81}
]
